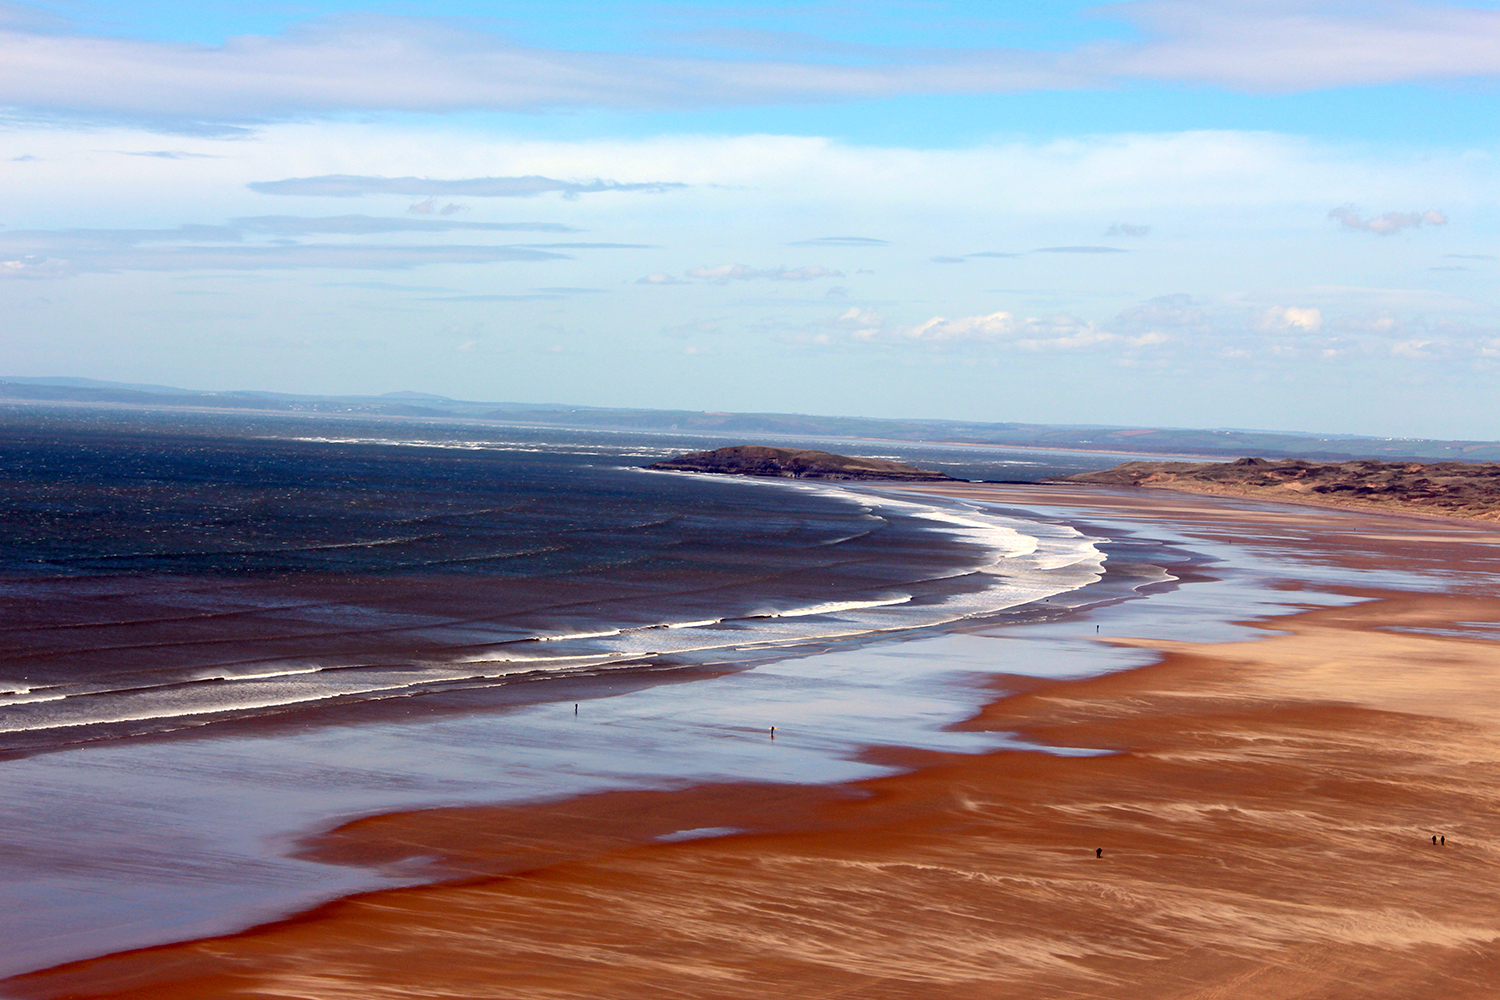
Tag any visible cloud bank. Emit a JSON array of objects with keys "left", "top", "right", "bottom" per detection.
[
  {"left": 0, "top": 216, "right": 599, "bottom": 274},
  {"left": 3, "top": 4, "right": 1500, "bottom": 124},
  {"left": 247, "top": 175, "right": 685, "bottom": 198}
]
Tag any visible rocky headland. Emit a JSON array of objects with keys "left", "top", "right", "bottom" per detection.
[
  {"left": 1062, "top": 456, "right": 1500, "bottom": 520},
  {"left": 647, "top": 446, "right": 958, "bottom": 482}
]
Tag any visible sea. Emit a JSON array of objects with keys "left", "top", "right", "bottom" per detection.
[
  {"left": 0, "top": 406, "right": 1147, "bottom": 755},
  {"left": 0, "top": 404, "right": 1204, "bottom": 978}
]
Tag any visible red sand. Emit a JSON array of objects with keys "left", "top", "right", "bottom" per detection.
[{"left": 10, "top": 485, "right": 1500, "bottom": 999}]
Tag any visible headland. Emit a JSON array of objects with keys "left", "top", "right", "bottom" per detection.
[{"left": 648, "top": 445, "right": 958, "bottom": 481}]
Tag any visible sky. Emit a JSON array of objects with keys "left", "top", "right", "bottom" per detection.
[{"left": 1, "top": 1, "right": 1498, "bottom": 438}]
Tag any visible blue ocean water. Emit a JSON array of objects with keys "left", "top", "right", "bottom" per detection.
[{"left": 0, "top": 408, "right": 1126, "bottom": 752}]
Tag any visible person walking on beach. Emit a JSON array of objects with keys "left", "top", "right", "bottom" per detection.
[{"left": 1096, "top": 847, "right": 1103, "bottom": 858}]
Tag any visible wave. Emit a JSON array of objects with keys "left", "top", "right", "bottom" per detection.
[{"left": 759, "top": 596, "right": 913, "bottom": 618}]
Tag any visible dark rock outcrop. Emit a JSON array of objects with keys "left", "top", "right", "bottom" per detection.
[{"left": 648, "top": 445, "right": 958, "bottom": 482}]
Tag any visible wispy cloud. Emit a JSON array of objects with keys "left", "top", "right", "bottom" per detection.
[
  {"left": 0, "top": 225, "right": 243, "bottom": 248},
  {"left": 1097, "top": 1, "right": 1500, "bottom": 91},
  {"left": 787, "top": 236, "right": 890, "bottom": 246},
  {"left": 1329, "top": 205, "right": 1447, "bottom": 235},
  {"left": 119, "top": 150, "right": 218, "bottom": 159},
  {"left": 1033, "top": 246, "right": 1129, "bottom": 254},
  {"left": 933, "top": 248, "right": 1127, "bottom": 261},
  {"left": 0, "top": 216, "right": 608, "bottom": 274},
  {"left": 1105, "top": 223, "right": 1152, "bottom": 237},
  {"left": 672, "top": 263, "right": 844, "bottom": 283},
  {"left": 408, "top": 198, "right": 468, "bottom": 215},
  {"left": 0, "top": 238, "right": 567, "bottom": 274},
  {"left": 520, "top": 242, "right": 653, "bottom": 250},
  {"left": 421, "top": 292, "right": 570, "bottom": 302},
  {"left": 248, "top": 174, "right": 686, "bottom": 198},
  {"left": 233, "top": 215, "right": 579, "bottom": 235},
  {"left": 4, "top": 4, "right": 1500, "bottom": 126}
]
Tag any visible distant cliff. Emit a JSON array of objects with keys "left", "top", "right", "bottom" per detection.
[
  {"left": 1061, "top": 457, "right": 1500, "bottom": 520},
  {"left": 648, "top": 446, "right": 958, "bottom": 482}
]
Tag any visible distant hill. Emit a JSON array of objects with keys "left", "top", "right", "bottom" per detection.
[{"left": 3, "top": 376, "right": 1498, "bottom": 463}]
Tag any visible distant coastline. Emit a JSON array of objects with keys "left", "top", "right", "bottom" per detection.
[{"left": 5, "top": 377, "right": 1497, "bottom": 463}]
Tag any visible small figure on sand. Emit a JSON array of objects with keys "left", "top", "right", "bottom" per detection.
[
  {"left": 574, "top": 704, "right": 578, "bottom": 715},
  {"left": 1096, "top": 847, "right": 1103, "bottom": 858},
  {"left": 769, "top": 725, "right": 776, "bottom": 739},
  {"left": 1441, "top": 835, "right": 1446, "bottom": 845},
  {"left": 1433, "top": 835, "right": 1438, "bottom": 844}
]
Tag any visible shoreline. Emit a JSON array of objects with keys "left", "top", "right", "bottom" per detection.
[{"left": 10, "top": 485, "right": 1500, "bottom": 998}]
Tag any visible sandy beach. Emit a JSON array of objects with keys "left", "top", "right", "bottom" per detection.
[{"left": 9, "top": 483, "right": 1500, "bottom": 1000}]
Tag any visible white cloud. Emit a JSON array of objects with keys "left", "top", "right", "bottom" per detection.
[
  {"left": 1328, "top": 205, "right": 1448, "bottom": 235},
  {"left": 907, "top": 311, "right": 1020, "bottom": 342},
  {"left": 833, "top": 307, "right": 886, "bottom": 338},
  {"left": 636, "top": 272, "right": 688, "bottom": 285},
  {"left": 900, "top": 311, "right": 1134, "bottom": 351},
  {"left": 1391, "top": 338, "right": 1439, "bottom": 359},
  {"left": 0, "top": 255, "right": 70, "bottom": 278},
  {"left": 1259, "top": 306, "right": 1323, "bottom": 333}
]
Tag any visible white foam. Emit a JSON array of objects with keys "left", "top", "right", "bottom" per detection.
[
  {"left": 192, "top": 667, "right": 325, "bottom": 683},
  {"left": 767, "top": 596, "right": 913, "bottom": 617},
  {"left": 531, "top": 629, "right": 624, "bottom": 642},
  {"left": 0, "top": 692, "right": 67, "bottom": 706}
]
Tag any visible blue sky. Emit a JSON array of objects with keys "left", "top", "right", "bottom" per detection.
[{"left": 2, "top": 1, "right": 1499, "bottom": 438}]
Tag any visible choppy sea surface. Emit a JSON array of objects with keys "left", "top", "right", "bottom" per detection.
[{"left": 0, "top": 410, "right": 1141, "bottom": 753}]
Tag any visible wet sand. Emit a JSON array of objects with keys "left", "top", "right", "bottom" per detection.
[{"left": 10, "top": 485, "right": 1500, "bottom": 999}]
